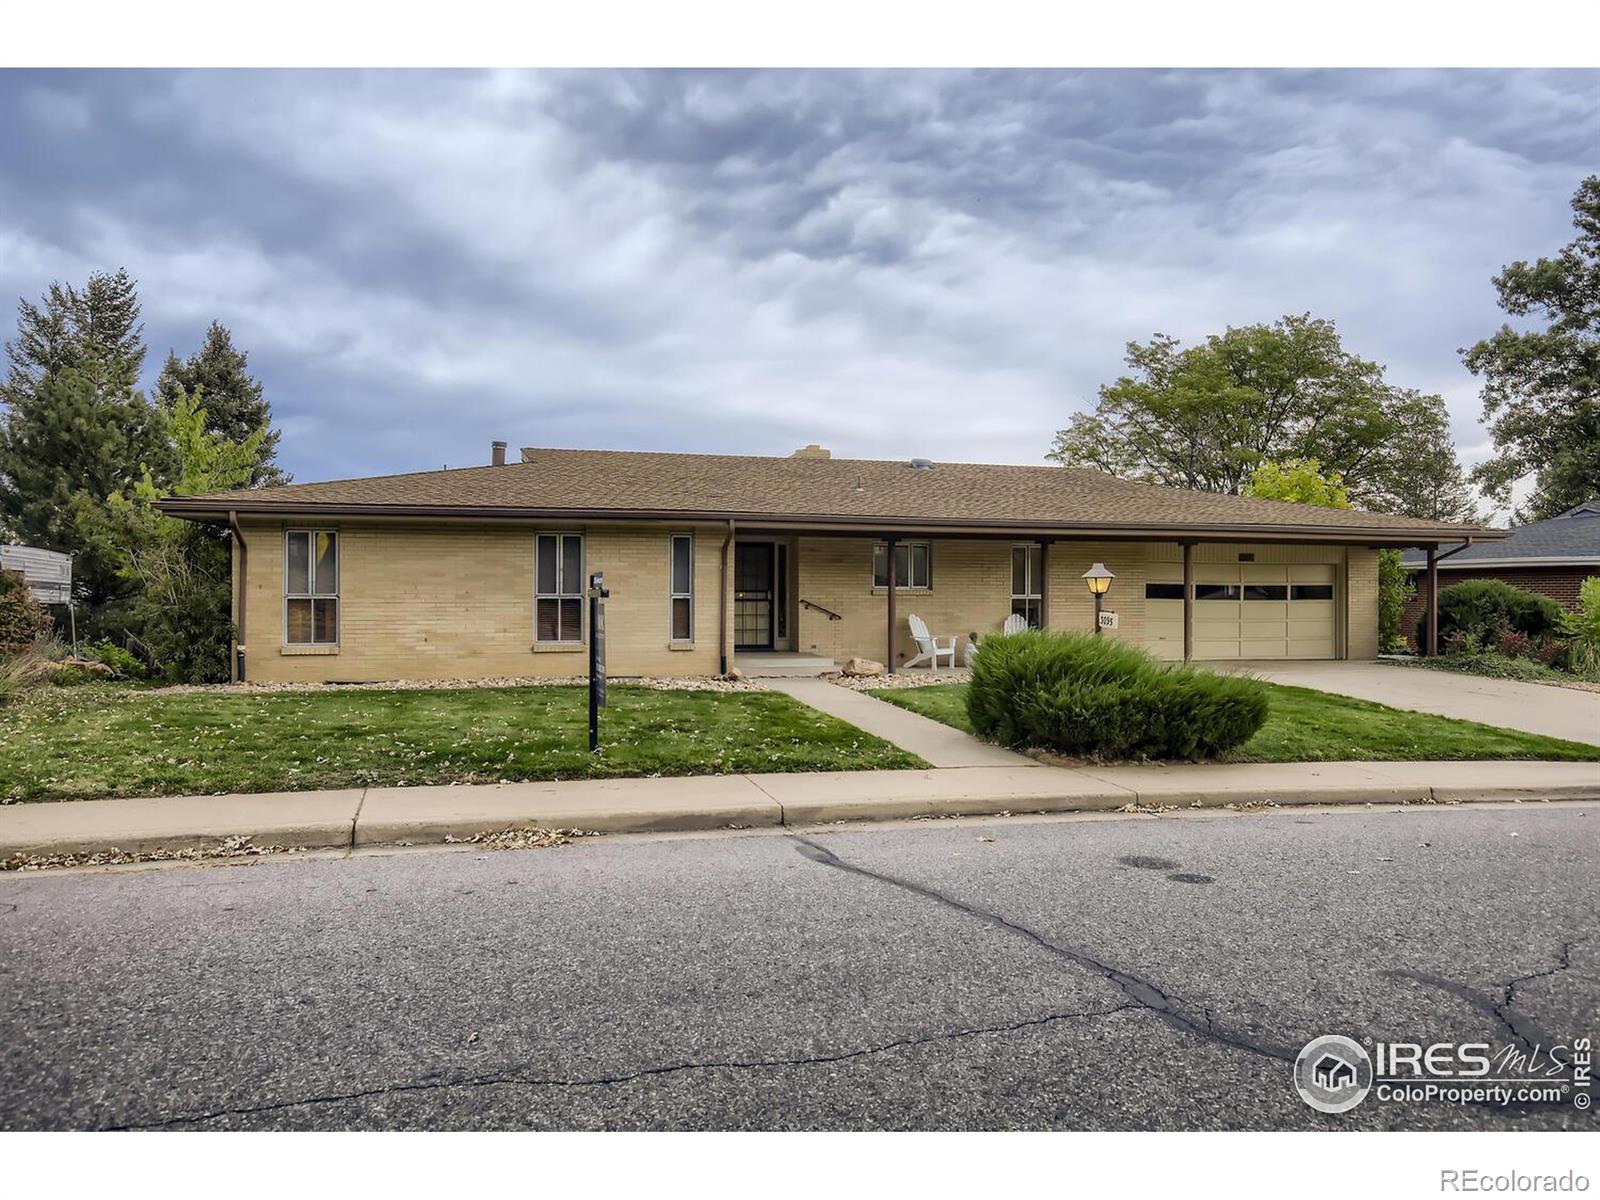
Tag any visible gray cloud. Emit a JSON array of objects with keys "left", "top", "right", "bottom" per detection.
[{"left": 0, "top": 68, "right": 1594, "bottom": 492}]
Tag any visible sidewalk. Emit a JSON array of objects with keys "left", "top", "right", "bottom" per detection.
[
  {"left": 765, "top": 677, "right": 1035, "bottom": 767},
  {"left": 4, "top": 760, "right": 1597, "bottom": 862}
]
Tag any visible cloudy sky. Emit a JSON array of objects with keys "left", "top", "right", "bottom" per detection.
[{"left": 0, "top": 69, "right": 1595, "bottom": 490}]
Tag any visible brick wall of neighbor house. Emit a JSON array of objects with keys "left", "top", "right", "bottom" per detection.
[
  {"left": 237, "top": 520, "right": 729, "bottom": 683},
  {"left": 1400, "top": 564, "right": 1596, "bottom": 637}
]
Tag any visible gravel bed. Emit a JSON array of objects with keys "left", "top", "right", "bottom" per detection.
[
  {"left": 140, "top": 674, "right": 770, "bottom": 696},
  {"left": 827, "top": 668, "right": 972, "bottom": 691}
]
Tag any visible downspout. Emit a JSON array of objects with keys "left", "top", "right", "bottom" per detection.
[
  {"left": 719, "top": 519, "right": 736, "bottom": 675},
  {"left": 227, "top": 510, "right": 247, "bottom": 682}
]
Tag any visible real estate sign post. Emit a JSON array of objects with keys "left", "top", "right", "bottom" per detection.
[{"left": 588, "top": 571, "right": 609, "bottom": 752}]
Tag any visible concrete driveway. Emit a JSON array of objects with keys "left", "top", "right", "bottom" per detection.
[{"left": 1233, "top": 660, "right": 1600, "bottom": 746}]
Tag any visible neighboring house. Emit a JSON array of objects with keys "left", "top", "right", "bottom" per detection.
[
  {"left": 1401, "top": 501, "right": 1600, "bottom": 635},
  {"left": 157, "top": 444, "right": 1498, "bottom": 683}
]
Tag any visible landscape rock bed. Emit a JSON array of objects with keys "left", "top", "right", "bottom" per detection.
[
  {"left": 827, "top": 669, "right": 973, "bottom": 691},
  {"left": 145, "top": 674, "right": 771, "bottom": 696}
]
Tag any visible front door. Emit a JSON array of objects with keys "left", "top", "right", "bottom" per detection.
[{"left": 734, "top": 543, "right": 775, "bottom": 649}]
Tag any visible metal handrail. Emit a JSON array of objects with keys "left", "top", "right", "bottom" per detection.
[{"left": 800, "top": 598, "right": 843, "bottom": 622}]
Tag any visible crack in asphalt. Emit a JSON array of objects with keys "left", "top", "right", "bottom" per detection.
[
  {"left": 104, "top": 1000, "right": 1140, "bottom": 1130},
  {"left": 789, "top": 835, "right": 1294, "bottom": 1065},
  {"left": 1387, "top": 939, "right": 1585, "bottom": 1054}
]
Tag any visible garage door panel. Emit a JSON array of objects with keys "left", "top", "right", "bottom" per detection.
[
  {"left": 1241, "top": 638, "right": 1292, "bottom": 658},
  {"left": 1141, "top": 563, "right": 1337, "bottom": 660}
]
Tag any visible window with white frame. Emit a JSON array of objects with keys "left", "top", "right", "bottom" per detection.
[
  {"left": 1010, "top": 544, "right": 1043, "bottom": 628},
  {"left": 872, "top": 540, "right": 931, "bottom": 589},
  {"left": 535, "top": 533, "right": 584, "bottom": 643},
  {"left": 670, "top": 533, "right": 693, "bottom": 641},
  {"left": 285, "top": 530, "right": 339, "bottom": 645}
]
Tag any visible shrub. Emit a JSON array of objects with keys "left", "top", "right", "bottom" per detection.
[
  {"left": 1561, "top": 577, "right": 1600, "bottom": 674},
  {"left": 84, "top": 638, "right": 147, "bottom": 680},
  {"left": 1419, "top": 579, "right": 1564, "bottom": 648},
  {"left": 1531, "top": 636, "right": 1571, "bottom": 670},
  {"left": 1495, "top": 629, "right": 1533, "bottom": 659},
  {"left": 0, "top": 570, "right": 54, "bottom": 654},
  {"left": 966, "top": 629, "right": 1269, "bottom": 760}
]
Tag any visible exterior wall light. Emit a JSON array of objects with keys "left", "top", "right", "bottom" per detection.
[{"left": 1082, "top": 563, "right": 1115, "bottom": 635}]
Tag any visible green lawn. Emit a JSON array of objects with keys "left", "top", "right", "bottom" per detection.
[
  {"left": 0, "top": 684, "right": 926, "bottom": 804},
  {"left": 871, "top": 682, "right": 1600, "bottom": 763}
]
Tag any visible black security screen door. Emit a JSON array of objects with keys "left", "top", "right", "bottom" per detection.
[{"left": 734, "top": 543, "right": 775, "bottom": 650}]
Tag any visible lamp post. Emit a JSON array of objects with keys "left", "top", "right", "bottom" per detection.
[{"left": 1082, "top": 562, "right": 1114, "bottom": 635}]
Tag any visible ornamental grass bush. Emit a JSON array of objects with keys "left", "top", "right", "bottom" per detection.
[{"left": 966, "top": 629, "right": 1269, "bottom": 760}]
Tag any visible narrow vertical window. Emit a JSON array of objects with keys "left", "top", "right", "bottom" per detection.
[
  {"left": 1010, "top": 544, "right": 1043, "bottom": 628},
  {"left": 536, "top": 533, "right": 584, "bottom": 643},
  {"left": 285, "top": 530, "right": 339, "bottom": 645},
  {"left": 670, "top": 533, "right": 693, "bottom": 641}
]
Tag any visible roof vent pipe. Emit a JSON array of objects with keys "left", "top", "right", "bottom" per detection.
[{"left": 491, "top": 440, "right": 507, "bottom": 467}]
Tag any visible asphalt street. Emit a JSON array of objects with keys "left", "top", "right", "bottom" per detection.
[{"left": 2, "top": 802, "right": 1596, "bottom": 1130}]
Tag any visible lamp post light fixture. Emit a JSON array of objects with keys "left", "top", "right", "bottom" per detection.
[{"left": 1082, "top": 562, "right": 1115, "bottom": 635}]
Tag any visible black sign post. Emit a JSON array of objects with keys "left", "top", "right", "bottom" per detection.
[{"left": 588, "top": 571, "right": 609, "bottom": 752}]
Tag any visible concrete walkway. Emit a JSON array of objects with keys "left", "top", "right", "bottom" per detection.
[
  {"left": 765, "top": 677, "right": 1036, "bottom": 768},
  {"left": 1233, "top": 660, "right": 1600, "bottom": 747},
  {"left": 4, "top": 760, "right": 1598, "bottom": 862}
]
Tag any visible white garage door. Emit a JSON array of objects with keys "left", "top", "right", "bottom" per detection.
[{"left": 1146, "top": 564, "right": 1336, "bottom": 660}]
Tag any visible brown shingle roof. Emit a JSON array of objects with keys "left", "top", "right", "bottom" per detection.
[{"left": 159, "top": 447, "right": 1500, "bottom": 543}]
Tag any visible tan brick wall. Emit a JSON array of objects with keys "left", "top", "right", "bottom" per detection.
[
  {"left": 234, "top": 523, "right": 1383, "bottom": 679},
  {"left": 794, "top": 537, "right": 1379, "bottom": 666},
  {"left": 238, "top": 520, "right": 728, "bottom": 683},
  {"left": 795, "top": 537, "right": 1015, "bottom": 668},
  {"left": 1345, "top": 546, "right": 1379, "bottom": 659}
]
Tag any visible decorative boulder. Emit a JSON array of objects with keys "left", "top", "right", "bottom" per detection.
[
  {"left": 842, "top": 656, "right": 885, "bottom": 677},
  {"left": 722, "top": 666, "right": 747, "bottom": 682}
]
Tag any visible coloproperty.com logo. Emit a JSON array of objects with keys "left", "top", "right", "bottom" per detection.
[{"left": 1293, "top": 1033, "right": 1594, "bottom": 1113}]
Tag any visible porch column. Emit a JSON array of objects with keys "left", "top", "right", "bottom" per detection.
[
  {"left": 1182, "top": 540, "right": 1195, "bottom": 662},
  {"left": 885, "top": 535, "right": 897, "bottom": 670},
  {"left": 1425, "top": 546, "right": 1439, "bottom": 657},
  {"left": 1038, "top": 538, "right": 1051, "bottom": 627}
]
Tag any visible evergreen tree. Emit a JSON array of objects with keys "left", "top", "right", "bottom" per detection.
[
  {"left": 155, "top": 321, "right": 286, "bottom": 486},
  {"left": 0, "top": 270, "right": 170, "bottom": 614}
]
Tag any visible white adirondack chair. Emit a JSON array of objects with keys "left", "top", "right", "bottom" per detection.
[
  {"left": 904, "top": 613, "right": 957, "bottom": 671},
  {"left": 1002, "top": 612, "right": 1029, "bottom": 635}
]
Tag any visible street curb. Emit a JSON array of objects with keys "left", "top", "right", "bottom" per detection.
[
  {"left": 4, "top": 773, "right": 1599, "bottom": 866},
  {"left": 0, "top": 790, "right": 364, "bottom": 862}
]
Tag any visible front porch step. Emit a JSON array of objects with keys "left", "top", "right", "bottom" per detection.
[{"left": 735, "top": 653, "right": 838, "bottom": 679}]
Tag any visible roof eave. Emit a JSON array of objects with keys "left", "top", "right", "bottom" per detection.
[{"left": 156, "top": 498, "right": 1502, "bottom": 545}]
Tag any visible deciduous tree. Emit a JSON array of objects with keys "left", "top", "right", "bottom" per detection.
[
  {"left": 1464, "top": 175, "right": 1600, "bottom": 521},
  {"left": 1051, "top": 314, "right": 1477, "bottom": 521}
]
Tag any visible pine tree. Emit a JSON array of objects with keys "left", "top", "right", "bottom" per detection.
[
  {"left": 155, "top": 321, "right": 286, "bottom": 486},
  {"left": 0, "top": 270, "right": 170, "bottom": 613}
]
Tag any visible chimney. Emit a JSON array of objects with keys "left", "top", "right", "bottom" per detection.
[
  {"left": 491, "top": 440, "right": 507, "bottom": 467},
  {"left": 791, "top": 444, "right": 831, "bottom": 460}
]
